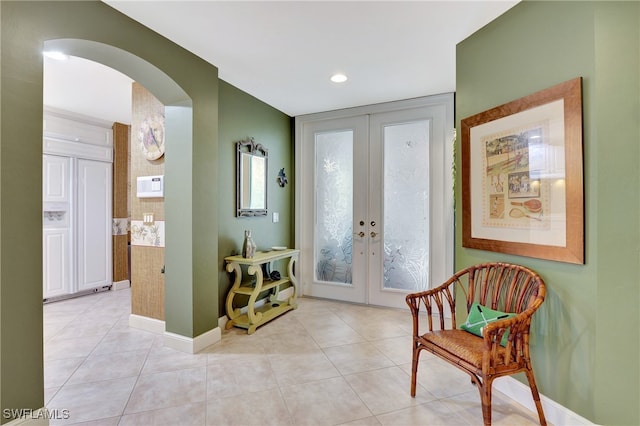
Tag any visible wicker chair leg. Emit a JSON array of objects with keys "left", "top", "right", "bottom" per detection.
[
  {"left": 524, "top": 368, "right": 547, "bottom": 425},
  {"left": 480, "top": 378, "right": 493, "bottom": 426},
  {"left": 410, "top": 345, "right": 419, "bottom": 397}
]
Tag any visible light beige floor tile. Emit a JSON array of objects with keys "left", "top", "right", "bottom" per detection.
[
  {"left": 44, "top": 334, "right": 104, "bottom": 360},
  {"left": 204, "top": 331, "right": 268, "bottom": 358},
  {"left": 47, "top": 376, "right": 137, "bottom": 425},
  {"left": 304, "top": 322, "right": 366, "bottom": 348},
  {"left": 66, "top": 350, "right": 147, "bottom": 385},
  {"left": 249, "top": 310, "right": 307, "bottom": 336},
  {"left": 206, "top": 355, "right": 277, "bottom": 399},
  {"left": 44, "top": 357, "right": 85, "bottom": 388},
  {"left": 54, "top": 318, "right": 114, "bottom": 340},
  {"left": 337, "top": 416, "right": 382, "bottom": 426},
  {"left": 376, "top": 399, "right": 470, "bottom": 426},
  {"left": 370, "top": 335, "right": 413, "bottom": 365},
  {"left": 280, "top": 376, "right": 373, "bottom": 426},
  {"left": 119, "top": 402, "right": 206, "bottom": 426},
  {"left": 441, "top": 390, "right": 544, "bottom": 426},
  {"left": 206, "top": 389, "right": 293, "bottom": 426},
  {"left": 346, "top": 320, "right": 408, "bottom": 341},
  {"left": 91, "top": 329, "right": 156, "bottom": 355},
  {"left": 323, "top": 342, "right": 395, "bottom": 375},
  {"left": 344, "top": 366, "right": 436, "bottom": 416},
  {"left": 399, "top": 356, "right": 475, "bottom": 399},
  {"left": 124, "top": 367, "right": 206, "bottom": 414},
  {"left": 61, "top": 417, "right": 121, "bottom": 426},
  {"left": 44, "top": 321, "right": 72, "bottom": 341},
  {"left": 140, "top": 346, "right": 207, "bottom": 375},
  {"left": 44, "top": 386, "right": 61, "bottom": 405},
  {"left": 260, "top": 329, "right": 322, "bottom": 355},
  {"left": 269, "top": 350, "right": 341, "bottom": 387},
  {"left": 41, "top": 289, "right": 546, "bottom": 426}
]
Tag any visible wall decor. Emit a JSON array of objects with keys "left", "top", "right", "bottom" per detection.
[
  {"left": 131, "top": 220, "right": 165, "bottom": 247},
  {"left": 236, "top": 137, "right": 268, "bottom": 217},
  {"left": 277, "top": 168, "right": 288, "bottom": 187},
  {"left": 138, "top": 112, "right": 165, "bottom": 161},
  {"left": 461, "top": 77, "right": 584, "bottom": 264}
]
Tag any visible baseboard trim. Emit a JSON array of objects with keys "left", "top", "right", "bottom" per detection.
[
  {"left": 494, "top": 376, "right": 594, "bottom": 425},
  {"left": 111, "top": 279, "right": 130, "bottom": 291},
  {"left": 128, "top": 314, "right": 165, "bottom": 334},
  {"left": 164, "top": 327, "right": 222, "bottom": 354}
]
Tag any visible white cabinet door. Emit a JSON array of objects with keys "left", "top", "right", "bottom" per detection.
[
  {"left": 77, "top": 159, "right": 112, "bottom": 292},
  {"left": 43, "top": 154, "right": 70, "bottom": 204},
  {"left": 43, "top": 228, "right": 71, "bottom": 299}
]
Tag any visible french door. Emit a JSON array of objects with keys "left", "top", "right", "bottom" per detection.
[{"left": 295, "top": 96, "right": 454, "bottom": 309}]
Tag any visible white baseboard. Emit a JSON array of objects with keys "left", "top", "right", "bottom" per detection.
[
  {"left": 495, "top": 376, "right": 594, "bottom": 425},
  {"left": 111, "top": 280, "right": 130, "bottom": 291},
  {"left": 164, "top": 327, "right": 221, "bottom": 354},
  {"left": 128, "top": 314, "right": 165, "bottom": 334}
]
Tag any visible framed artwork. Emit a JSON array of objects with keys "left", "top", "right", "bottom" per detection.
[{"left": 461, "top": 77, "right": 584, "bottom": 264}]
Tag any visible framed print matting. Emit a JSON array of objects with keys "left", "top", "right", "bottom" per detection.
[{"left": 461, "top": 77, "right": 584, "bottom": 264}]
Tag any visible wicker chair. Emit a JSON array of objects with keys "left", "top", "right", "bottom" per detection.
[{"left": 406, "top": 262, "right": 547, "bottom": 425}]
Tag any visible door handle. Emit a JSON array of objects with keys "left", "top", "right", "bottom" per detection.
[{"left": 370, "top": 231, "right": 378, "bottom": 238}]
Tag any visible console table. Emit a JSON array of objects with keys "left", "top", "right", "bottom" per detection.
[{"left": 224, "top": 249, "right": 299, "bottom": 334}]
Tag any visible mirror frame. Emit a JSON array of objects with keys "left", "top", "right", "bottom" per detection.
[{"left": 236, "top": 137, "right": 268, "bottom": 217}]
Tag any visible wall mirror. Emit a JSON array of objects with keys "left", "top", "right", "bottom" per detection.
[{"left": 237, "top": 137, "right": 268, "bottom": 217}]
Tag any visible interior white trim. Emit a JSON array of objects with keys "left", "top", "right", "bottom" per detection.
[
  {"left": 164, "top": 328, "right": 221, "bottom": 354},
  {"left": 128, "top": 314, "right": 165, "bottom": 334},
  {"left": 494, "top": 376, "right": 594, "bottom": 425},
  {"left": 111, "top": 279, "right": 130, "bottom": 291}
]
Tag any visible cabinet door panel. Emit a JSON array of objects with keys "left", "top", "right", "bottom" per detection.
[
  {"left": 77, "top": 159, "right": 112, "bottom": 291},
  {"left": 43, "top": 228, "right": 71, "bottom": 298},
  {"left": 43, "top": 154, "right": 70, "bottom": 203}
]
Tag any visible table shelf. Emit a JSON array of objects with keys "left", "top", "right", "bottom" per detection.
[{"left": 224, "top": 249, "right": 299, "bottom": 334}]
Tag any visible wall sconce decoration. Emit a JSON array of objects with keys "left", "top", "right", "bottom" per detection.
[{"left": 277, "top": 168, "right": 288, "bottom": 187}]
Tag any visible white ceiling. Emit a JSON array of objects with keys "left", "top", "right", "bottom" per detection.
[{"left": 44, "top": 1, "right": 519, "bottom": 123}]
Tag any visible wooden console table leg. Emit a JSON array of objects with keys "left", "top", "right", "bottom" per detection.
[
  {"left": 287, "top": 254, "right": 299, "bottom": 309},
  {"left": 225, "top": 261, "right": 242, "bottom": 328}
]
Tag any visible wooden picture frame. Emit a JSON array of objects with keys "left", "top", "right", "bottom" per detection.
[{"left": 461, "top": 77, "right": 584, "bottom": 264}]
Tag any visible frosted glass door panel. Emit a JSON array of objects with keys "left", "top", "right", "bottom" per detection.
[
  {"left": 382, "top": 120, "right": 430, "bottom": 291},
  {"left": 315, "top": 130, "right": 354, "bottom": 285},
  {"left": 300, "top": 114, "right": 368, "bottom": 304}
]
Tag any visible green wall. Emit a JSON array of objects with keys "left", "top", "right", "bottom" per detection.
[
  {"left": 0, "top": 1, "right": 219, "bottom": 421},
  {"left": 456, "top": 1, "right": 640, "bottom": 424},
  {"left": 217, "top": 81, "right": 294, "bottom": 315}
]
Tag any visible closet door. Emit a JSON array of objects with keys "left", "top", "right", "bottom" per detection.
[{"left": 77, "top": 159, "right": 112, "bottom": 292}]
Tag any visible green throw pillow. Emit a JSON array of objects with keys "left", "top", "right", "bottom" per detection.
[{"left": 460, "top": 302, "right": 515, "bottom": 346}]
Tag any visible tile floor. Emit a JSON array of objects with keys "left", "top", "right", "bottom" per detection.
[{"left": 43, "top": 288, "right": 543, "bottom": 425}]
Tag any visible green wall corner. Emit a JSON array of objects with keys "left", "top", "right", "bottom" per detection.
[{"left": 456, "top": 1, "right": 640, "bottom": 424}]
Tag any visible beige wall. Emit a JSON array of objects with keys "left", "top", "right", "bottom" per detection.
[
  {"left": 130, "top": 82, "right": 166, "bottom": 320},
  {"left": 112, "top": 122, "right": 130, "bottom": 283}
]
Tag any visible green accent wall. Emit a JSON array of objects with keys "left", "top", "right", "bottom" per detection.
[
  {"left": 218, "top": 81, "right": 294, "bottom": 316},
  {"left": 0, "top": 1, "right": 219, "bottom": 421},
  {"left": 456, "top": 2, "right": 640, "bottom": 424}
]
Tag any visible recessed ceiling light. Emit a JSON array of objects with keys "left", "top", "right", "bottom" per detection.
[
  {"left": 330, "top": 73, "right": 348, "bottom": 83},
  {"left": 43, "top": 51, "right": 69, "bottom": 61}
]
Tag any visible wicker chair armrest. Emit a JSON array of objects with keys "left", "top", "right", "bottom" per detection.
[
  {"left": 406, "top": 281, "right": 457, "bottom": 334},
  {"left": 481, "top": 307, "right": 537, "bottom": 371}
]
